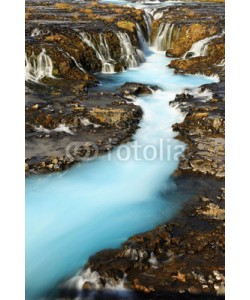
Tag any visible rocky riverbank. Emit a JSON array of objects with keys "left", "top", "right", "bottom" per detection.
[
  {"left": 59, "top": 1, "right": 225, "bottom": 299},
  {"left": 25, "top": 88, "right": 143, "bottom": 174}
]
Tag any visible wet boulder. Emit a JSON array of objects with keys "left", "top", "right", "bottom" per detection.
[{"left": 119, "top": 82, "right": 159, "bottom": 98}]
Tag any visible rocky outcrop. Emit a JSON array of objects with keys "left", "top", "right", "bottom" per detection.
[
  {"left": 151, "top": 2, "right": 224, "bottom": 56},
  {"left": 25, "top": 1, "right": 150, "bottom": 92},
  {"left": 171, "top": 82, "right": 225, "bottom": 178},
  {"left": 169, "top": 36, "right": 225, "bottom": 78},
  {"left": 119, "top": 82, "right": 159, "bottom": 99},
  {"left": 25, "top": 90, "right": 142, "bottom": 174}
]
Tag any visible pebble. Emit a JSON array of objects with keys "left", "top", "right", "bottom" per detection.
[
  {"left": 213, "top": 270, "right": 223, "bottom": 280},
  {"left": 52, "top": 158, "right": 58, "bottom": 164},
  {"left": 32, "top": 104, "right": 39, "bottom": 109},
  {"left": 188, "top": 286, "right": 199, "bottom": 294},
  {"left": 39, "top": 162, "right": 46, "bottom": 168},
  {"left": 217, "top": 284, "right": 225, "bottom": 295}
]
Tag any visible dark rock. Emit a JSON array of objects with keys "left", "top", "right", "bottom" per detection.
[{"left": 119, "top": 82, "right": 159, "bottom": 98}]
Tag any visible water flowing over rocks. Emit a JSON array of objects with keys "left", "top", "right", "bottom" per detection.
[
  {"left": 26, "top": 1, "right": 225, "bottom": 299},
  {"left": 25, "top": 1, "right": 150, "bottom": 87},
  {"left": 150, "top": 2, "right": 224, "bottom": 58},
  {"left": 119, "top": 82, "right": 159, "bottom": 99},
  {"left": 61, "top": 1, "right": 225, "bottom": 299}
]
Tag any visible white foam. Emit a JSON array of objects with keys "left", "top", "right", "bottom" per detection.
[
  {"left": 35, "top": 125, "right": 50, "bottom": 133},
  {"left": 25, "top": 48, "right": 54, "bottom": 82},
  {"left": 81, "top": 118, "right": 101, "bottom": 128},
  {"left": 148, "top": 252, "right": 158, "bottom": 267},
  {"left": 54, "top": 124, "right": 74, "bottom": 135},
  {"left": 184, "top": 32, "right": 225, "bottom": 59}
]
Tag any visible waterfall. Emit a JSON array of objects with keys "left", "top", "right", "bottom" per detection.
[
  {"left": 153, "top": 23, "right": 174, "bottom": 51},
  {"left": 80, "top": 31, "right": 145, "bottom": 73},
  {"left": 184, "top": 33, "right": 224, "bottom": 59},
  {"left": 61, "top": 268, "right": 126, "bottom": 293},
  {"left": 80, "top": 32, "right": 115, "bottom": 73},
  {"left": 55, "top": 46, "right": 86, "bottom": 74},
  {"left": 116, "top": 31, "right": 145, "bottom": 68},
  {"left": 31, "top": 28, "right": 50, "bottom": 37},
  {"left": 143, "top": 12, "right": 152, "bottom": 40},
  {"left": 136, "top": 23, "right": 148, "bottom": 52},
  {"left": 25, "top": 48, "right": 54, "bottom": 82},
  {"left": 31, "top": 28, "right": 41, "bottom": 37},
  {"left": 167, "top": 24, "right": 174, "bottom": 49},
  {"left": 136, "top": 49, "right": 146, "bottom": 64}
]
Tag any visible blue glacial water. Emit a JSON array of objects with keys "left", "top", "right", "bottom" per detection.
[{"left": 26, "top": 50, "right": 217, "bottom": 300}]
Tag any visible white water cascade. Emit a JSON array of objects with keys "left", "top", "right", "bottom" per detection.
[
  {"left": 143, "top": 12, "right": 152, "bottom": 39},
  {"left": 80, "top": 32, "right": 115, "bottom": 73},
  {"left": 116, "top": 31, "right": 145, "bottom": 68},
  {"left": 80, "top": 30, "right": 145, "bottom": 73},
  {"left": 61, "top": 268, "right": 127, "bottom": 294},
  {"left": 56, "top": 46, "right": 86, "bottom": 74},
  {"left": 153, "top": 23, "right": 175, "bottom": 51},
  {"left": 136, "top": 22, "right": 148, "bottom": 52},
  {"left": 184, "top": 33, "right": 224, "bottom": 59},
  {"left": 31, "top": 28, "right": 50, "bottom": 37},
  {"left": 25, "top": 48, "right": 54, "bottom": 82}
]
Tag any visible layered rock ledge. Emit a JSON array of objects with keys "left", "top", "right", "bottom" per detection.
[{"left": 25, "top": 90, "right": 143, "bottom": 174}]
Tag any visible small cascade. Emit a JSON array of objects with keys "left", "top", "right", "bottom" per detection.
[
  {"left": 153, "top": 23, "right": 174, "bottom": 51},
  {"left": 136, "top": 49, "right": 146, "bottom": 64},
  {"left": 80, "top": 32, "right": 115, "bottom": 73},
  {"left": 218, "top": 59, "right": 225, "bottom": 67},
  {"left": 167, "top": 24, "right": 174, "bottom": 49},
  {"left": 31, "top": 28, "right": 50, "bottom": 37},
  {"left": 61, "top": 268, "right": 128, "bottom": 297},
  {"left": 61, "top": 268, "right": 103, "bottom": 292},
  {"left": 99, "top": 33, "right": 116, "bottom": 73},
  {"left": 56, "top": 46, "right": 86, "bottom": 73},
  {"left": 143, "top": 12, "right": 152, "bottom": 40},
  {"left": 184, "top": 33, "right": 224, "bottom": 59},
  {"left": 31, "top": 28, "right": 41, "bottom": 37},
  {"left": 67, "top": 53, "right": 86, "bottom": 74},
  {"left": 81, "top": 31, "right": 145, "bottom": 73},
  {"left": 25, "top": 48, "right": 54, "bottom": 82},
  {"left": 136, "top": 23, "right": 148, "bottom": 52},
  {"left": 116, "top": 31, "right": 145, "bottom": 68}
]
